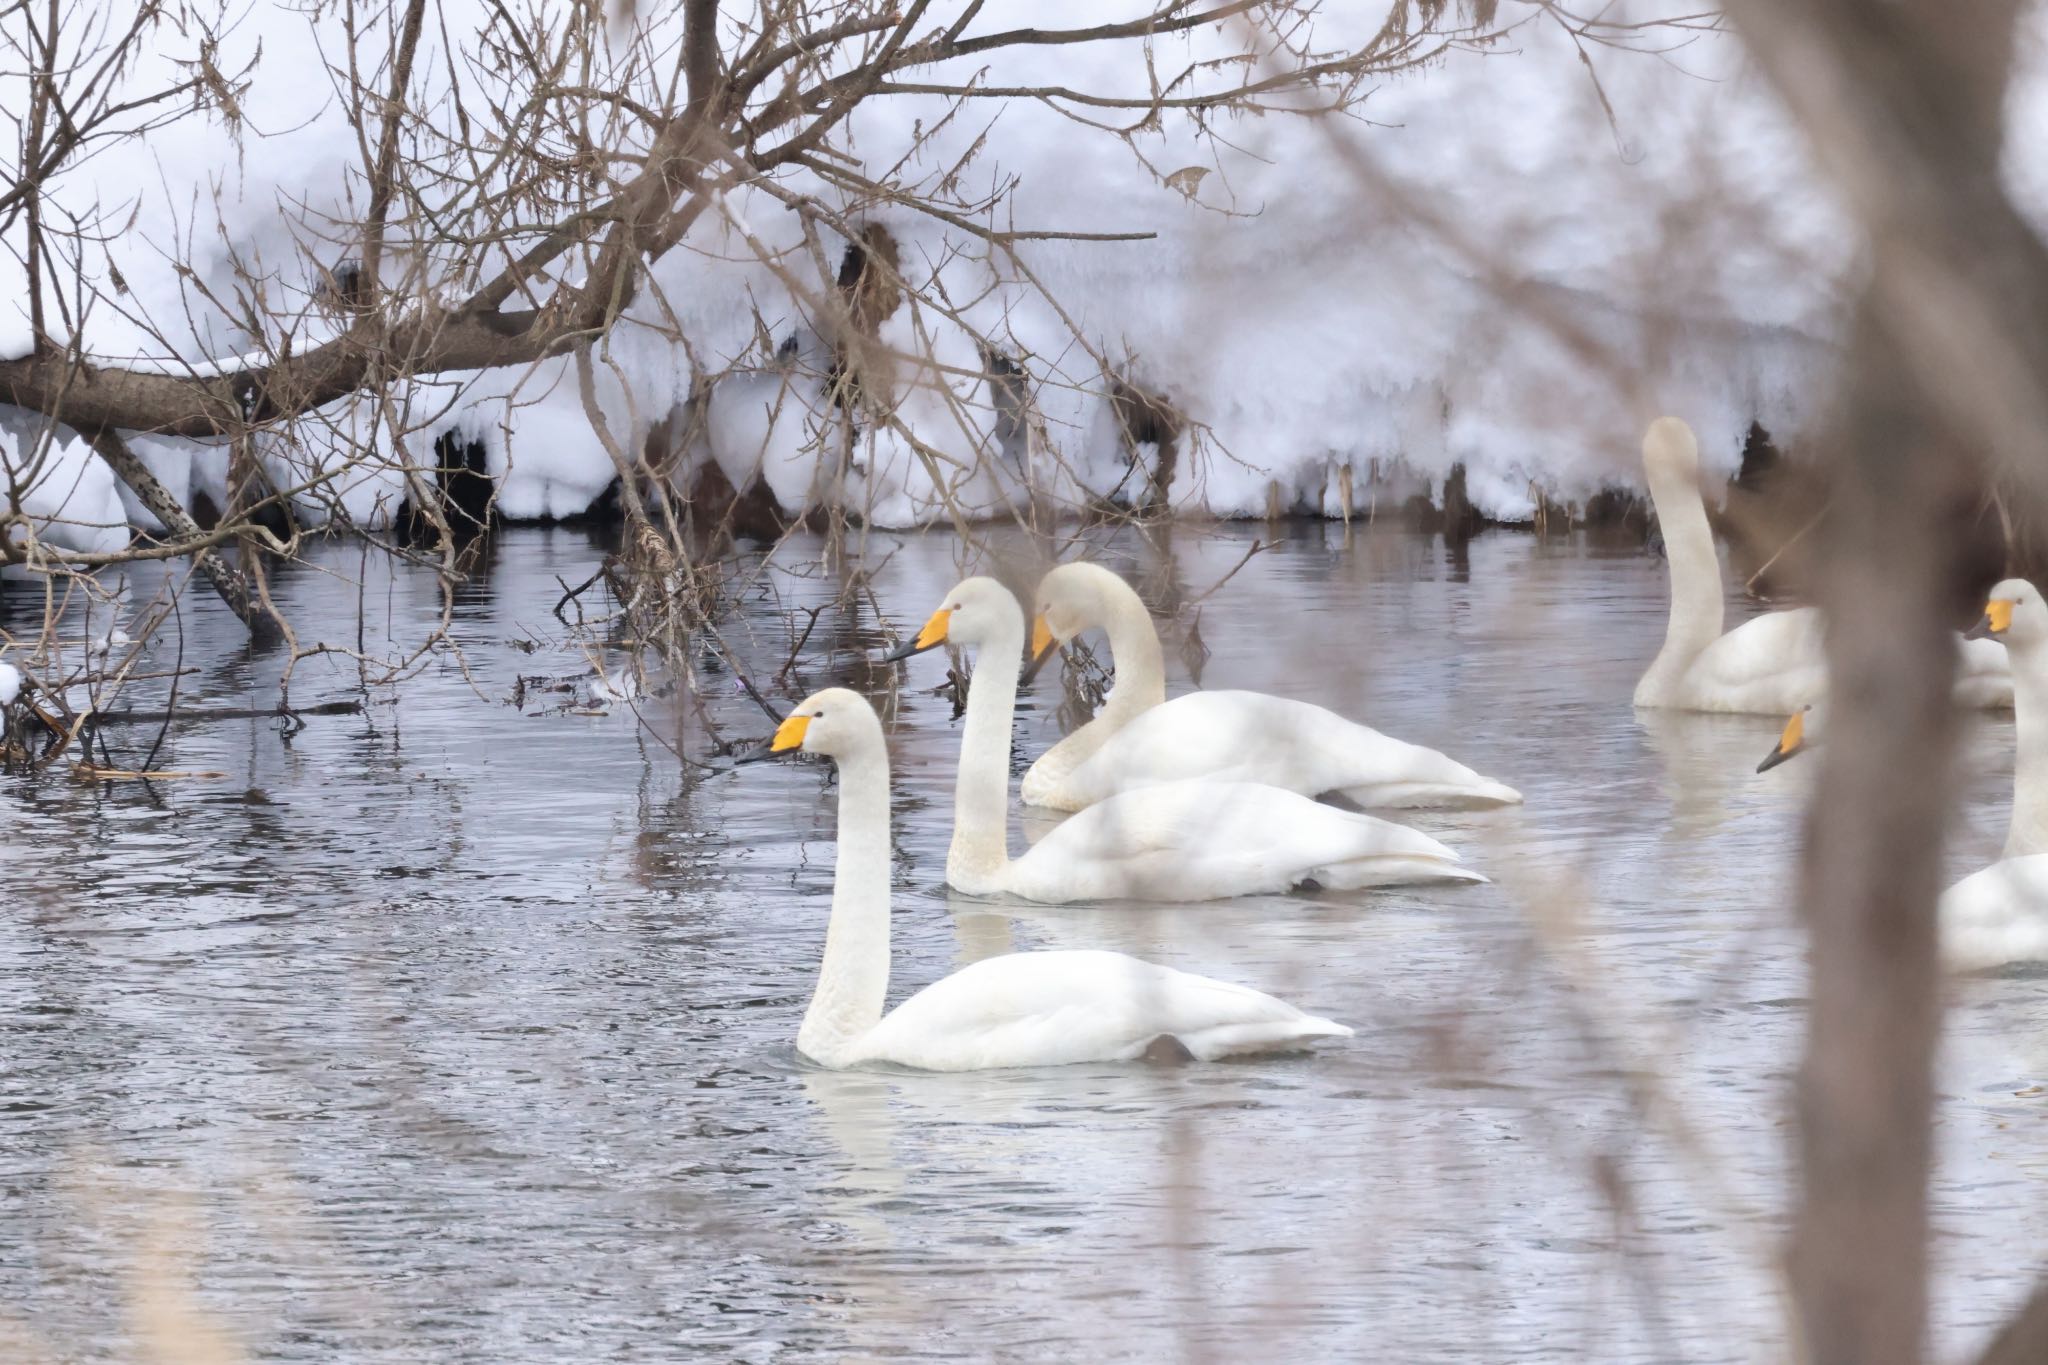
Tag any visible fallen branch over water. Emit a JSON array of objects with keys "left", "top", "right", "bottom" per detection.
[
  {"left": 70, "top": 763, "right": 229, "bottom": 781},
  {"left": 80, "top": 699, "right": 365, "bottom": 725}
]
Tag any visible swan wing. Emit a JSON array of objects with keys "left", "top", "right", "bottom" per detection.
[
  {"left": 1683, "top": 607, "right": 2009, "bottom": 711},
  {"left": 1054, "top": 691, "right": 1520, "bottom": 810},
  {"left": 1004, "top": 779, "right": 1482, "bottom": 903},
  {"left": 848, "top": 949, "right": 1351, "bottom": 1071},
  {"left": 1678, "top": 608, "right": 1829, "bottom": 714},
  {"left": 1941, "top": 855, "right": 2048, "bottom": 970},
  {"left": 1954, "top": 635, "right": 2015, "bottom": 709}
]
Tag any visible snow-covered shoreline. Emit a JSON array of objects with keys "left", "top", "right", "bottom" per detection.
[{"left": 5, "top": 2, "right": 1986, "bottom": 552}]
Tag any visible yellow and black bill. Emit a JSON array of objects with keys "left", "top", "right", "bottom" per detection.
[
  {"left": 882, "top": 608, "right": 951, "bottom": 662},
  {"left": 1965, "top": 597, "right": 2015, "bottom": 641},
  {"left": 734, "top": 712, "right": 810, "bottom": 765},
  {"left": 1756, "top": 708, "right": 1808, "bottom": 773},
  {"left": 1020, "top": 615, "right": 1059, "bottom": 684}
]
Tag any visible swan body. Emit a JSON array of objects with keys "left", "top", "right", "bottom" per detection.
[
  {"left": 1030, "top": 690, "right": 1523, "bottom": 814},
  {"left": 1020, "top": 562, "right": 1521, "bottom": 812},
  {"left": 1939, "top": 856, "right": 2048, "bottom": 972},
  {"left": 891, "top": 578, "right": 1484, "bottom": 902},
  {"left": 741, "top": 688, "right": 1352, "bottom": 1070},
  {"left": 1759, "top": 579, "right": 2048, "bottom": 968},
  {"left": 1634, "top": 416, "right": 2010, "bottom": 714},
  {"left": 1005, "top": 777, "right": 1484, "bottom": 900},
  {"left": 0, "top": 661, "right": 19, "bottom": 736},
  {"left": 851, "top": 949, "right": 1353, "bottom": 1069}
]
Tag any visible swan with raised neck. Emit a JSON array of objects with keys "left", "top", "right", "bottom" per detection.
[
  {"left": 1022, "top": 562, "right": 1166, "bottom": 804},
  {"left": 1975, "top": 579, "right": 2048, "bottom": 857},
  {"left": 1633, "top": 416, "right": 1728, "bottom": 709},
  {"left": 881, "top": 576, "right": 1022, "bottom": 893},
  {"left": 737, "top": 688, "right": 893, "bottom": 1065}
]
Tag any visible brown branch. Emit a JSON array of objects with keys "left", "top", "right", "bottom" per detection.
[
  {"left": 359, "top": 0, "right": 431, "bottom": 293},
  {"left": 1714, "top": 5, "right": 2034, "bottom": 1364},
  {"left": 81, "top": 699, "right": 363, "bottom": 725}
]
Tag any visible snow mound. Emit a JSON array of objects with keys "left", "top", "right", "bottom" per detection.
[{"left": 0, "top": 1, "right": 1995, "bottom": 536}]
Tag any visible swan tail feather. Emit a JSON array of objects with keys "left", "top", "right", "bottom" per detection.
[
  {"left": 1311, "top": 856, "right": 1488, "bottom": 889},
  {"left": 1336, "top": 778, "right": 1522, "bottom": 809},
  {"left": 1018, "top": 768, "right": 1086, "bottom": 811},
  {"left": 1176, "top": 1015, "right": 1354, "bottom": 1060}
]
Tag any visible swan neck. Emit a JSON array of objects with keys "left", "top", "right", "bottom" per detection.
[
  {"left": 2006, "top": 638, "right": 2048, "bottom": 857},
  {"left": 1644, "top": 459, "right": 1725, "bottom": 680},
  {"left": 949, "top": 620, "right": 1021, "bottom": 892},
  {"left": 798, "top": 751, "right": 893, "bottom": 1063},
  {"left": 1096, "top": 586, "right": 1167, "bottom": 725}
]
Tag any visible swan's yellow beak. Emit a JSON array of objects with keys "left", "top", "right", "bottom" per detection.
[
  {"left": 1967, "top": 598, "right": 2014, "bottom": 641},
  {"left": 735, "top": 712, "right": 810, "bottom": 765},
  {"left": 1021, "top": 614, "right": 1060, "bottom": 683},
  {"left": 883, "top": 608, "right": 950, "bottom": 662},
  {"left": 770, "top": 713, "right": 810, "bottom": 752},
  {"left": 1757, "top": 709, "right": 1806, "bottom": 773}
]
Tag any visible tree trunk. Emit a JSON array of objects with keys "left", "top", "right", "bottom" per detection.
[
  {"left": 1791, "top": 316, "right": 1973, "bottom": 1365},
  {"left": 87, "top": 429, "right": 256, "bottom": 628}
]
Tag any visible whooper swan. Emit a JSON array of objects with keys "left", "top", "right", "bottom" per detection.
[{"left": 1018, "top": 562, "right": 1521, "bottom": 813}]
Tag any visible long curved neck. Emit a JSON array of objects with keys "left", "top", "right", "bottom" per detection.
[
  {"left": 1643, "top": 459, "right": 1725, "bottom": 684},
  {"left": 2005, "top": 637, "right": 2048, "bottom": 857},
  {"left": 798, "top": 750, "right": 893, "bottom": 1063},
  {"left": 948, "top": 619, "right": 1022, "bottom": 893},
  {"left": 1095, "top": 583, "right": 1168, "bottom": 729}
]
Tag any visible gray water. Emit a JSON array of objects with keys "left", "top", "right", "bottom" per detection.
[{"left": 3, "top": 522, "right": 2045, "bottom": 1362}]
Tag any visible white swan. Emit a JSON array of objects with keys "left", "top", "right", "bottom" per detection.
[
  {"left": 1757, "top": 578, "right": 2048, "bottom": 970},
  {"left": 885, "top": 577, "right": 1484, "bottom": 901},
  {"left": 737, "top": 687, "right": 1354, "bottom": 1069},
  {"left": 1634, "top": 416, "right": 2011, "bottom": 713},
  {"left": 1016, "top": 562, "right": 1521, "bottom": 813}
]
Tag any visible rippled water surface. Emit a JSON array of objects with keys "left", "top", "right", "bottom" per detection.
[{"left": 4, "top": 522, "right": 2046, "bottom": 1361}]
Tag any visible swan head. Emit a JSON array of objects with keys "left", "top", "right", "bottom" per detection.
[
  {"left": 1757, "top": 702, "right": 1822, "bottom": 773},
  {"left": 735, "top": 687, "right": 883, "bottom": 765},
  {"left": 1967, "top": 578, "right": 2047, "bottom": 646},
  {"left": 1026, "top": 562, "right": 1129, "bottom": 675},
  {"left": 882, "top": 577, "right": 1020, "bottom": 661},
  {"left": 1642, "top": 416, "right": 1700, "bottom": 478}
]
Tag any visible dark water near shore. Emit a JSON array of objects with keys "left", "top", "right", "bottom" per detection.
[{"left": 3, "top": 521, "right": 2045, "bottom": 1362}]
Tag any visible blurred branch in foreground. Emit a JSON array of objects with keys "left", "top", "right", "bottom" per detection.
[{"left": 1720, "top": 2, "right": 2048, "bottom": 1362}]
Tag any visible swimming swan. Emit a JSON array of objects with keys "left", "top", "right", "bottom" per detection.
[
  {"left": 1016, "top": 562, "right": 1522, "bottom": 813},
  {"left": 1757, "top": 579, "right": 2048, "bottom": 969},
  {"left": 1634, "top": 416, "right": 2011, "bottom": 714},
  {"left": 737, "top": 688, "right": 1354, "bottom": 1069},
  {"left": 885, "top": 577, "right": 1484, "bottom": 900}
]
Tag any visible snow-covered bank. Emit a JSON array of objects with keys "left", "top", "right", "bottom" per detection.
[{"left": 0, "top": 2, "right": 1978, "bottom": 548}]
